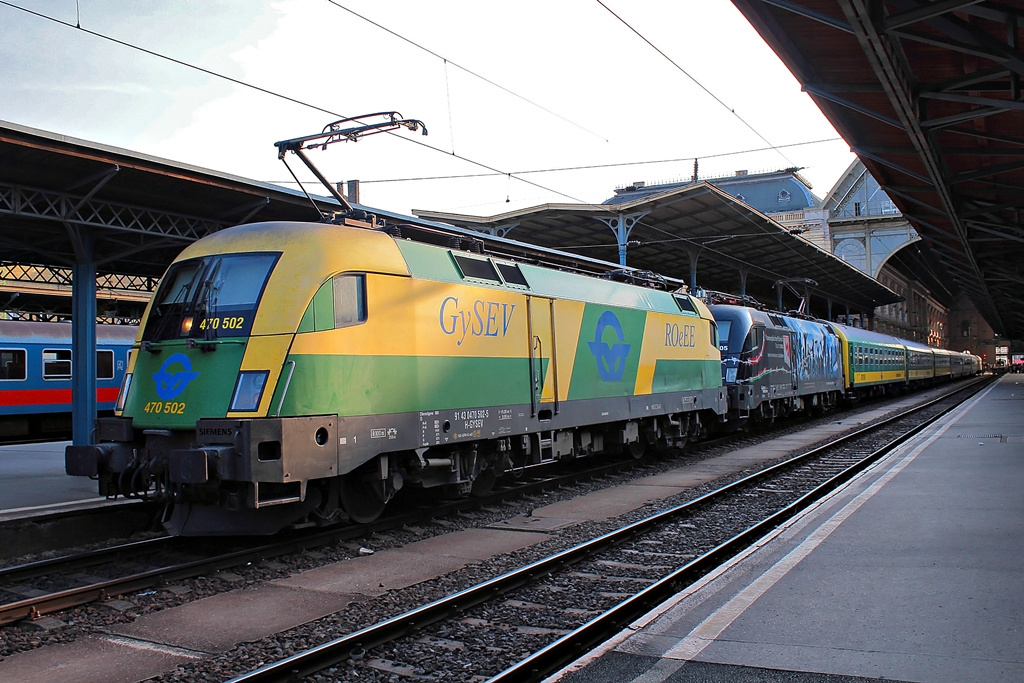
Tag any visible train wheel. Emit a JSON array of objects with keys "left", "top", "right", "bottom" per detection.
[
  {"left": 339, "top": 471, "right": 387, "bottom": 524},
  {"left": 628, "top": 440, "right": 647, "bottom": 460},
  {"left": 470, "top": 464, "right": 497, "bottom": 497}
]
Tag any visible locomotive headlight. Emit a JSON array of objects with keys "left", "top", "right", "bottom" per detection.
[
  {"left": 725, "top": 367, "right": 737, "bottom": 383},
  {"left": 115, "top": 373, "right": 133, "bottom": 412},
  {"left": 180, "top": 316, "right": 194, "bottom": 335},
  {"left": 230, "top": 371, "right": 269, "bottom": 412}
]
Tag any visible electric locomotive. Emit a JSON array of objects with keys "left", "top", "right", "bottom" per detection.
[
  {"left": 66, "top": 220, "right": 727, "bottom": 535},
  {"left": 708, "top": 300, "right": 842, "bottom": 425}
]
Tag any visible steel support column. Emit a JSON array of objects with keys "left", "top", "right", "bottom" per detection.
[
  {"left": 71, "top": 231, "right": 97, "bottom": 445},
  {"left": 594, "top": 211, "right": 649, "bottom": 266}
]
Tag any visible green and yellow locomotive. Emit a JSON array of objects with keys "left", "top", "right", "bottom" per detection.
[{"left": 67, "top": 220, "right": 726, "bottom": 534}]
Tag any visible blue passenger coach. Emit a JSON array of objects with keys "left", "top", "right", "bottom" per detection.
[{"left": 0, "top": 321, "right": 137, "bottom": 438}]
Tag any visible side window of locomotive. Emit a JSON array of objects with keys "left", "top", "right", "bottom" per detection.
[
  {"left": 496, "top": 262, "right": 529, "bottom": 288},
  {"left": 333, "top": 274, "right": 367, "bottom": 327},
  {"left": 743, "top": 327, "right": 763, "bottom": 354},
  {"left": 674, "top": 295, "right": 697, "bottom": 314},
  {"left": 43, "top": 349, "right": 72, "bottom": 379},
  {"left": 300, "top": 274, "right": 366, "bottom": 332},
  {"left": 453, "top": 254, "right": 501, "bottom": 283},
  {"left": 97, "top": 350, "right": 115, "bottom": 380},
  {"left": 0, "top": 349, "right": 26, "bottom": 380}
]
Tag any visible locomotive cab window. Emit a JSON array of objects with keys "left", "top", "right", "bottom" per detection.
[
  {"left": 333, "top": 274, "right": 367, "bottom": 327},
  {"left": 143, "top": 252, "right": 280, "bottom": 342},
  {"left": 742, "top": 327, "right": 764, "bottom": 354},
  {"left": 716, "top": 320, "right": 732, "bottom": 351},
  {"left": 0, "top": 349, "right": 26, "bottom": 380}
]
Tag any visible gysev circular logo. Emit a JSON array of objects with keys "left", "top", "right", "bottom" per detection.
[
  {"left": 587, "top": 310, "right": 631, "bottom": 382},
  {"left": 152, "top": 353, "right": 201, "bottom": 400}
]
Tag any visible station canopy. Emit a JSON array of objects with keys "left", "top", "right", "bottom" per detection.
[
  {"left": 731, "top": 0, "right": 1024, "bottom": 340},
  {"left": 2, "top": 120, "right": 897, "bottom": 321},
  {"left": 0, "top": 120, "right": 333, "bottom": 318}
]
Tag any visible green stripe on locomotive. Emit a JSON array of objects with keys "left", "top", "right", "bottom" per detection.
[
  {"left": 271, "top": 354, "right": 545, "bottom": 416},
  {"left": 651, "top": 359, "right": 720, "bottom": 393}
]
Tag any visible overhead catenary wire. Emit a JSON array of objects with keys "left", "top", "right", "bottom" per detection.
[
  {"left": 323, "top": 0, "right": 610, "bottom": 144},
  {"left": 595, "top": 0, "right": 797, "bottom": 167},
  {"left": 0, "top": 0, "right": 604, "bottom": 207},
  {"left": 331, "top": 137, "right": 841, "bottom": 186},
  {"left": 0, "top": 0, "right": 832, "bottom": 214}
]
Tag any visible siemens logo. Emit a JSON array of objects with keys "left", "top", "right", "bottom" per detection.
[{"left": 198, "top": 428, "right": 235, "bottom": 436}]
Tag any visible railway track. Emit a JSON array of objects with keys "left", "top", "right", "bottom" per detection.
[
  {"left": 0, "top": 448, "right": 699, "bottom": 627},
  {"left": 0, "top": 396, "right": 808, "bottom": 628},
  {"left": 220, "top": 378, "right": 991, "bottom": 682}
]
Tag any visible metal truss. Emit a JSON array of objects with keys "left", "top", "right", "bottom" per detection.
[
  {"left": 0, "top": 262, "right": 155, "bottom": 293},
  {"left": 742, "top": 0, "right": 1024, "bottom": 338},
  {"left": 0, "top": 180, "right": 229, "bottom": 241}
]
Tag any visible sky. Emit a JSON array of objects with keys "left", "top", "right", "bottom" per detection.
[{"left": 0, "top": 0, "right": 857, "bottom": 218}]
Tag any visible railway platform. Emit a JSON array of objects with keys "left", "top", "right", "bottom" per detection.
[
  {"left": 0, "top": 440, "right": 102, "bottom": 519},
  {"left": 549, "top": 373, "right": 1024, "bottom": 683}
]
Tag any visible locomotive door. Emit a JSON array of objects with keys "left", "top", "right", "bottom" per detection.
[{"left": 526, "top": 296, "right": 558, "bottom": 419}]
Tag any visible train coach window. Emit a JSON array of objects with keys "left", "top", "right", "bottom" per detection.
[
  {"left": 0, "top": 349, "right": 26, "bottom": 380},
  {"left": 97, "top": 350, "right": 115, "bottom": 380},
  {"left": 43, "top": 349, "right": 72, "bottom": 379},
  {"left": 333, "top": 274, "right": 367, "bottom": 327}
]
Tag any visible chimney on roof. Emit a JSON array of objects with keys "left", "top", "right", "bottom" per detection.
[{"left": 337, "top": 180, "right": 361, "bottom": 203}]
